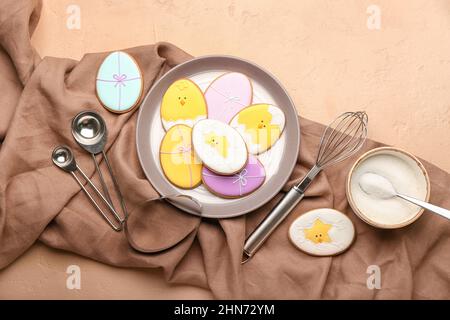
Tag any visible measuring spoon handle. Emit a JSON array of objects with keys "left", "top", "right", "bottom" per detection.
[
  {"left": 397, "top": 193, "right": 450, "bottom": 221},
  {"left": 70, "top": 172, "right": 122, "bottom": 231}
]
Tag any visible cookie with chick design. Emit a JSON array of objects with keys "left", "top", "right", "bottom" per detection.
[
  {"left": 192, "top": 119, "right": 248, "bottom": 175},
  {"left": 230, "top": 103, "right": 285, "bottom": 154},
  {"left": 160, "top": 79, "right": 207, "bottom": 131}
]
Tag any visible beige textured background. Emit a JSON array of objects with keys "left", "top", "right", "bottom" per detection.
[{"left": 1, "top": 0, "right": 449, "bottom": 299}]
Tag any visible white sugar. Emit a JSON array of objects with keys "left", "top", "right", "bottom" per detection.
[{"left": 359, "top": 172, "right": 396, "bottom": 199}]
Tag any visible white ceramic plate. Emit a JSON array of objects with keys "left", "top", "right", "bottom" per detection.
[{"left": 136, "top": 55, "right": 300, "bottom": 218}]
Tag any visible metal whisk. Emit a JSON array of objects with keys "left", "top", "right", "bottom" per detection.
[{"left": 242, "top": 111, "right": 368, "bottom": 263}]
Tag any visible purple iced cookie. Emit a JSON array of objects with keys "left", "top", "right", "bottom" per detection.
[
  {"left": 202, "top": 155, "right": 265, "bottom": 198},
  {"left": 204, "top": 72, "right": 252, "bottom": 123}
]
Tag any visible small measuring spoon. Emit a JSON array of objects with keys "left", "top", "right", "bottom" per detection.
[
  {"left": 359, "top": 172, "right": 450, "bottom": 221},
  {"left": 52, "top": 145, "right": 123, "bottom": 231},
  {"left": 71, "top": 110, "right": 127, "bottom": 222}
]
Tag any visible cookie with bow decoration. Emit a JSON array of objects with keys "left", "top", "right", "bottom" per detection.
[
  {"left": 96, "top": 51, "right": 143, "bottom": 113},
  {"left": 159, "top": 124, "right": 202, "bottom": 189},
  {"left": 202, "top": 155, "right": 266, "bottom": 198}
]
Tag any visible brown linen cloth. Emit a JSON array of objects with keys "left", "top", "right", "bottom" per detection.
[{"left": 0, "top": 0, "right": 449, "bottom": 299}]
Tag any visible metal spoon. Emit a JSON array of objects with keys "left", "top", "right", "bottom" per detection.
[
  {"left": 52, "top": 145, "right": 122, "bottom": 231},
  {"left": 71, "top": 110, "right": 127, "bottom": 223},
  {"left": 359, "top": 172, "right": 450, "bottom": 221}
]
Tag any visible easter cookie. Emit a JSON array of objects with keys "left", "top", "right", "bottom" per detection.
[
  {"left": 230, "top": 104, "right": 285, "bottom": 155},
  {"left": 204, "top": 72, "right": 252, "bottom": 123},
  {"left": 289, "top": 208, "right": 355, "bottom": 257},
  {"left": 96, "top": 51, "right": 143, "bottom": 113},
  {"left": 202, "top": 155, "right": 265, "bottom": 198},
  {"left": 161, "top": 78, "right": 207, "bottom": 131},
  {"left": 192, "top": 119, "right": 248, "bottom": 175},
  {"left": 159, "top": 124, "right": 202, "bottom": 189}
]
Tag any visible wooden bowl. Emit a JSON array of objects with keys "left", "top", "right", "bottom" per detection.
[{"left": 346, "top": 147, "right": 431, "bottom": 229}]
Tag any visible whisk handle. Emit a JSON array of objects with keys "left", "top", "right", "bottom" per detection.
[
  {"left": 242, "top": 187, "right": 304, "bottom": 262},
  {"left": 242, "top": 165, "right": 321, "bottom": 263}
]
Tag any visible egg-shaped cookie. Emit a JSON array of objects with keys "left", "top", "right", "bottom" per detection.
[
  {"left": 229, "top": 104, "right": 285, "bottom": 155},
  {"left": 192, "top": 119, "right": 248, "bottom": 175},
  {"left": 289, "top": 208, "right": 355, "bottom": 257},
  {"left": 96, "top": 51, "right": 143, "bottom": 113},
  {"left": 160, "top": 124, "right": 202, "bottom": 189},
  {"left": 160, "top": 78, "right": 207, "bottom": 131},
  {"left": 202, "top": 155, "right": 265, "bottom": 198},
  {"left": 204, "top": 72, "right": 252, "bottom": 123}
]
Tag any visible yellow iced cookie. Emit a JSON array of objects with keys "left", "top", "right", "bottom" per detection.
[
  {"left": 159, "top": 124, "right": 202, "bottom": 189},
  {"left": 160, "top": 78, "right": 207, "bottom": 131},
  {"left": 229, "top": 104, "right": 285, "bottom": 154}
]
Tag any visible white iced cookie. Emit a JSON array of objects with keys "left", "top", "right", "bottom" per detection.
[
  {"left": 289, "top": 208, "right": 355, "bottom": 257},
  {"left": 192, "top": 119, "right": 248, "bottom": 175}
]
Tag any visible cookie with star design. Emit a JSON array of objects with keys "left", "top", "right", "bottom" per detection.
[{"left": 288, "top": 208, "right": 356, "bottom": 257}]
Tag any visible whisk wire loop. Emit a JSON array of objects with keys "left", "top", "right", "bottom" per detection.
[{"left": 316, "top": 111, "right": 368, "bottom": 168}]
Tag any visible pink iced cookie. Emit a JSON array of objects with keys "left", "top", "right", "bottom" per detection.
[
  {"left": 204, "top": 72, "right": 252, "bottom": 123},
  {"left": 202, "top": 155, "right": 265, "bottom": 198}
]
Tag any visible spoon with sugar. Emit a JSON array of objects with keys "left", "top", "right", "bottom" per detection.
[{"left": 359, "top": 172, "right": 450, "bottom": 221}]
